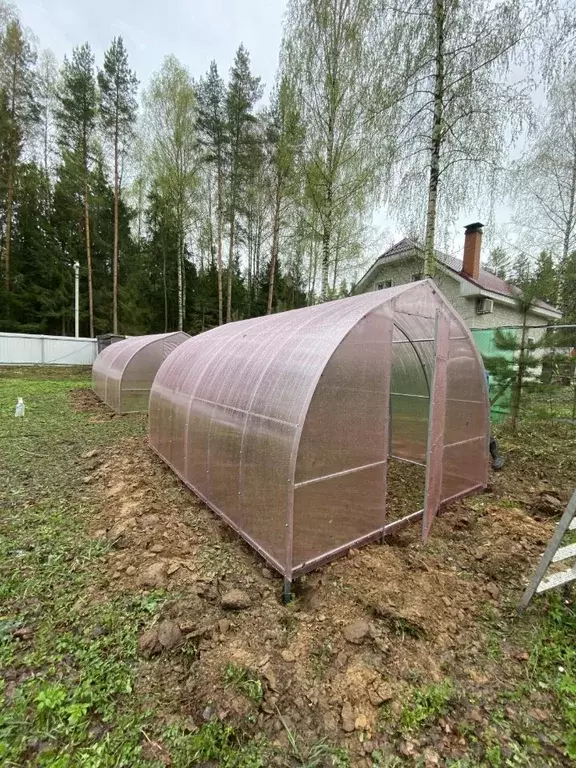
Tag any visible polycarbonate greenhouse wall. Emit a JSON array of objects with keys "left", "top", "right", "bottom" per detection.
[
  {"left": 92, "top": 332, "right": 189, "bottom": 413},
  {"left": 149, "top": 281, "right": 489, "bottom": 582}
]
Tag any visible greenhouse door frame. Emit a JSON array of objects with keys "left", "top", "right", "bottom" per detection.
[{"left": 382, "top": 308, "right": 450, "bottom": 544}]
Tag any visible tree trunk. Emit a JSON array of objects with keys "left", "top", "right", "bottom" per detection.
[
  {"left": 162, "top": 224, "right": 168, "bottom": 332},
  {"left": 112, "top": 115, "right": 119, "bottom": 334},
  {"left": 562, "top": 151, "right": 576, "bottom": 264},
  {"left": 217, "top": 163, "right": 224, "bottom": 325},
  {"left": 255, "top": 207, "right": 262, "bottom": 282},
  {"left": 3, "top": 53, "right": 18, "bottom": 293},
  {"left": 3, "top": 155, "right": 14, "bottom": 291},
  {"left": 177, "top": 228, "right": 184, "bottom": 332},
  {"left": 247, "top": 212, "right": 253, "bottom": 317},
  {"left": 321, "top": 218, "right": 331, "bottom": 302},
  {"left": 321, "top": 110, "right": 335, "bottom": 302},
  {"left": 309, "top": 240, "right": 317, "bottom": 305},
  {"left": 424, "top": 0, "right": 445, "bottom": 278},
  {"left": 43, "top": 105, "right": 50, "bottom": 206},
  {"left": 332, "top": 229, "right": 340, "bottom": 293},
  {"left": 182, "top": 247, "right": 186, "bottom": 329},
  {"left": 84, "top": 176, "right": 94, "bottom": 337},
  {"left": 226, "top": 209, "right": 235, "bottom": 323},
  {"left": 112, "top": 107, "right": 119, "bottom": 333},
  {"left": 267, "top": 182, "right": 282, "bottom": 314}
]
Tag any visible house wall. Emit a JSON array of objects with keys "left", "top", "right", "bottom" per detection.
[{"left": 361, "top": 255, "right": 547, "bottom": 337}]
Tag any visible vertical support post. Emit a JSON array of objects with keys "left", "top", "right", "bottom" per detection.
[
  {"left": 380, "top": 312, "right": 395, "bottom": 540},
  {"left": 40, "top": 335, "right": 45, "bottom": 364},
  {"left": 74, "top": 261, "right": 80, "bottom": 338},
  {"left": 423, "top": 310, "right": 449, "bottom": 542},
  {"left": 282, "top": 578, "right": 293, "bottom": 605}
]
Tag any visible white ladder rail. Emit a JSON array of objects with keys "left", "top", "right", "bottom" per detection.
[{"left": 519, "top": 488, "right": 576, "bottom": 611}]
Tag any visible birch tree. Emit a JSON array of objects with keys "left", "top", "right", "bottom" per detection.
[
  {"left": 283, "top": 0, "right": 393, "bottom": 301},
  {"left": 390, "top": 0, "right": 552, "bottom": 275},
  {"left": 98, "top": 36, "right": 138, "bottom": 334},
  {"left": 144, "top": 55, "right": 198, "bottom": 331},
  {"left": 513, "top": 73, "right": 576, "bottom": 264}
]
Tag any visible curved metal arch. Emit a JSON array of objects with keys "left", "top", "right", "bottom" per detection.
[{"left": 149, "top": 279, "right": 489, "bottom": 579}]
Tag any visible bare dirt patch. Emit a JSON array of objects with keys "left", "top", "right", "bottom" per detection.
[
  {"left": 79, "top": 433, "right": 573, "bottom": 766},
  {"left": 70, "top": 386, "right": 113, "bottom": 416}
]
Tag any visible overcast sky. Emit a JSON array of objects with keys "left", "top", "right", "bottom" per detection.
[
  {"left": 14, "top": 0, "right": 517, "bottom": 268},
  {"left": 16, "top": 0, "right": 286, "bottom": 100}
]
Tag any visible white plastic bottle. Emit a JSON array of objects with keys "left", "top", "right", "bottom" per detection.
[{"left": 15, "top": 397, "right": 25, "bottom": 417}]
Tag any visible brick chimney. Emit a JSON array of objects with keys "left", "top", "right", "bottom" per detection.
[{"left": 462, "top": 222, "right": 483, "bottom": 281}]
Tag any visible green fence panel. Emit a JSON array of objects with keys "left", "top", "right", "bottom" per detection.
[{"left": 471, "top": 328, "right": 513, "bottom": 423}]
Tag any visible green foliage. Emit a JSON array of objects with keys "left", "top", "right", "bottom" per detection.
[
  {"left": 528, "top": 595, "right": 576, "bottom": 759},
  {"left": 164, "top": 721, "right": 269, "bottom": 767},
  {"left": 560, "top": 250, "right": 576, "bottom": 323},
  {"left": 487, "top": 247, "right": 511, "bottom": 280},
  {"left": 0, "top": 374, "right": 150, "bottom": 765},
  {"left": 97, "top": 36, "right": 138, "bottom": 148},
  {"left": 223, "top": 663, "right": 264, "bottom": 703},
  {"left": 224, "top": 44, "right": 263, "bottom": 321},
  {"left": 398, "top": 679, "right": 454, "bottom": 732},
  {"left": 57, "top": 43, "right": 97, "bottom": 162},
  {"left": 283, "top": 729, "right": 350, "bottom": 768},
  {"left": 534, "top": 250, "right": 559, "bottom": 305}
]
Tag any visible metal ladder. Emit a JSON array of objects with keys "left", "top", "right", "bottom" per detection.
[{"left": 519, "top": 488, "right": 576, "bottom": 612}]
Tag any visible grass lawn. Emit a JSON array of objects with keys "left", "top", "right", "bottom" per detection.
[
  {"left": 0, "top": 368, "right": 271, "bottom": 767},
  {"left": 1, "top": 366, "right": 576, "bottom": 767}
]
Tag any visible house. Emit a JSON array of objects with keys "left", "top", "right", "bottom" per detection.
[{"left": 353, "top": 223, "right": 562, "bottom": 334}]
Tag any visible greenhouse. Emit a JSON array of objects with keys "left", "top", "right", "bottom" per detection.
[
  {"left": 149, "top": 281, "right": 489, "bottom": 591},
  {"left": 92, "top": 332, "right": 189, "bottom": 414}
]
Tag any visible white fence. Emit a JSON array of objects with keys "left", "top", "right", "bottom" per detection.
[{"left": 0, "top": 332, "right": 97, "bottom": 366}]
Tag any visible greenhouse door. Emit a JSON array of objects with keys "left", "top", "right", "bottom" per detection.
[{"left": 422, "top": 310, "right": 450, "bottom": 542}]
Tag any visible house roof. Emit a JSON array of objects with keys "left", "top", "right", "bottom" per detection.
[{"left": 357, "top": 238, "right": 560, "bottom": 314}]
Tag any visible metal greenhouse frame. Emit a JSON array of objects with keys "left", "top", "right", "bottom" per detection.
[
  {"left": 92, "top": 332, "right": 189, "bottom": 414},
  {"left": 149, "top": 281, "right": 489, "bottom": 596}
]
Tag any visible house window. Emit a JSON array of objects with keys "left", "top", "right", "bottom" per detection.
[
  {"left": 412, "top": 273, "right": 422, "bottom": 282},
  {"left": 376, "top": 280, "right": 392, "bottom": 290}
]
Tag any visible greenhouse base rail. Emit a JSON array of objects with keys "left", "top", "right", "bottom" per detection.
[
  {"left": 149, "top": 439, "right": 485, "bottom": 605},
  {"left": 148, "top": 440, "right": 287, "bottom": 575},
  {"left": 282, "top": 481, "right": 486, "bottom": 601}
]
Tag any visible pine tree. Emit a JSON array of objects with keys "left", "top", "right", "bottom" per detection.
[
  {"left": 483, "top": 269, "right": 553, "bottom": 430},
  {"left": 487, "top": 247, "right": 510, "bottom": 280},
  {"left": 197, "top": 61, "right": 227, "bottom": 325},
  {"left": 0, "top": 19, "right": 37, "bottom": 293},
  {"left": 265, "top": 75, "right": 303, "bottom": 314},
  {"left": 225, "top": 45, "right": 262, "bottom": 322},
  {"left": 57, "top": 44, "right": 98, "bottom": 337},
  {"left": 534, "top": 250, "right": 559, "bottom": 305},
  {"left": 98, "top": 36, "right": 138, "bottom": 334},
  {"left": 7, "top": 162, "right": 62, "bottom": 332},
  {"left": 36, "top": 49, "right": 58, "bottom": 200}
]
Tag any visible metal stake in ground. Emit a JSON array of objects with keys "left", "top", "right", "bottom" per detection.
[{"left": 518, "top": 488, "right": 576, "bottom": 612}]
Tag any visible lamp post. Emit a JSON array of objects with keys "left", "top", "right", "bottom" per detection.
[{"left": 74, "top": 261, "right": 80, "bottom": 338}]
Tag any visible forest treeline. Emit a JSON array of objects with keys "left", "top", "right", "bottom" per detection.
[{"left": 1, "top": 0, "right": 576, "bottom": 337}]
